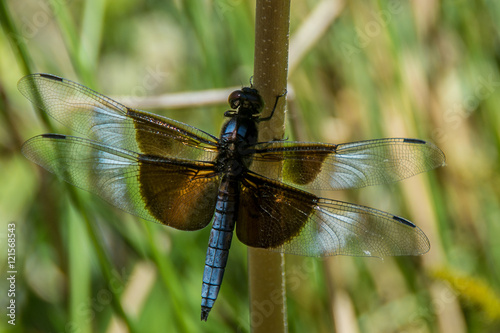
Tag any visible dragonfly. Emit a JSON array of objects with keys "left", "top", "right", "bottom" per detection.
[{"left": 20, "top": 73, "right": 445, "bottom": 320}]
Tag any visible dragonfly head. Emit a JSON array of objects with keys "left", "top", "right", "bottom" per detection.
[{"left": 227, "top": 87, "right": 263, "bottom": 117}]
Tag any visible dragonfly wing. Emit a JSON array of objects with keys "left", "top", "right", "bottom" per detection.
[
  {"left": 18, "top": 73, "right": 219, "bottom": 162},
  {"left": 236, "top": 172, "right": 429, "bottom": 257},
  {"left": 22, "top": 134, "right": 219, "bottom": 230},
  {"left": 249, "top": 138, "right": 445, "bottom": 191}
]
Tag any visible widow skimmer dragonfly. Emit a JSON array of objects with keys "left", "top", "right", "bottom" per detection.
[{"left": 20, "top": 73, "right": 445, "bottom": 321}]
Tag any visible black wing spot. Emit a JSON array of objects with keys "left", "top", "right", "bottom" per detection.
[
  {"left": 39, "top": 73, "right": 63, "bottom": 82},
  {"left": 392, "top": 215, "right": 416, "bottom": 227},
  {"left": 42, "top": 133, "right": 67, "bottom": 139},
  {"left": 403, "top": 138, "right": 425, "bottom": 144}
]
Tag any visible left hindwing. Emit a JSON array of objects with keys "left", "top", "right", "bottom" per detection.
[{"left": 22, "top": 134, "right": 219, "bottom": 231}]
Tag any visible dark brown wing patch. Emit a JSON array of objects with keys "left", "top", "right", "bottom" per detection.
[
  {"left": 128, "top": 109, "right": 218, "bottom": 160},
  {"left": 236, "top": 172, "right": 318, "bottom": 248},
  {"left": 282, "top": 149, "right": 332, "bottom": 185},
  {"left": 139, "top": 157, "right": 219, "bottom": 230}
]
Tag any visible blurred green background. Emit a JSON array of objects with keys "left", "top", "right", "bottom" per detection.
[{"left": 1, "top": 0, "right": 500, "bottom": 332}]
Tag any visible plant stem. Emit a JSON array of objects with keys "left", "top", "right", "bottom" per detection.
[{"left": 249, "top": 1, "right": 291, "bottom": 332}]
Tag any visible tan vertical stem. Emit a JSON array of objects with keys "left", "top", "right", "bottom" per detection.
[{"left": 248, "top": 1, "right": 290, "bottom": 332}]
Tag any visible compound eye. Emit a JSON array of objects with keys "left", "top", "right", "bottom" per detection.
[{"left": 228, "top": 90, "right": 242, "bottom": 109}]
